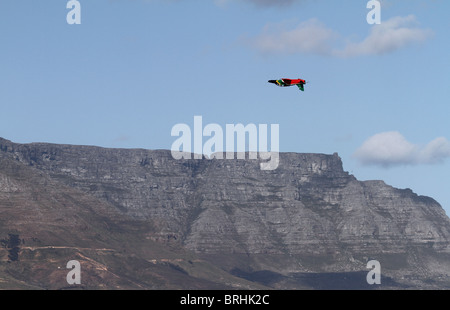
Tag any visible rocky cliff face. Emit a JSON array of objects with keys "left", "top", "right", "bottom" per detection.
[{"left": 0, "top": 137, "right": 449, "bottom": 289}]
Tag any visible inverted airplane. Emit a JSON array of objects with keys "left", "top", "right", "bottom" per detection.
[{"left": 268, "top": 78, "right": 306, "bottom": 91}]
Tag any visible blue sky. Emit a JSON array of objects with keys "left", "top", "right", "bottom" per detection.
[{"left": 1, "top": 0, "right": 449, "bottom": 214}]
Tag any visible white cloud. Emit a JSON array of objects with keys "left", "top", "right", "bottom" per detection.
[
  {"left": 419, "top": 137, "right": 450, "bottom": 164},
  {"left": 334, "top": 15, "right": 433, "bottom": 57},
  {"left": 249, "top": 16, "right": 433, "bottom": 57},
  {"left": 354, "top": 132, "right": 450, "bottom": 168},
  {"left": 249, "top": 19, "right": 338, "bottom": 55}
]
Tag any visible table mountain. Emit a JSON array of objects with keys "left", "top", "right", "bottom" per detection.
[{"left": 0, "top": 137, "right": 449, "bottom": 289}]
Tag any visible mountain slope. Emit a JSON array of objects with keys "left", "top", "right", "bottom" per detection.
[
  {"left": 1, "top": 137, "right": 449, "bottom": 289},
  {"left": 0, "top": 153, "right": 264, "bottom": 289}
]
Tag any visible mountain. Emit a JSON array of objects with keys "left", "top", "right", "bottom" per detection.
[{"left": 0, "top": 137, "right": 449, "bottom": 289}]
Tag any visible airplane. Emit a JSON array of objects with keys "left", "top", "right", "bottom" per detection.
[{"left": 268, "top": 78, "right": 306, "bottom": 91}]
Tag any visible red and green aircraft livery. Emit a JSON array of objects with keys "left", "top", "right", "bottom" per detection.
[{"left": 268, "top": 78, "right": 306, "bottom": 91}]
